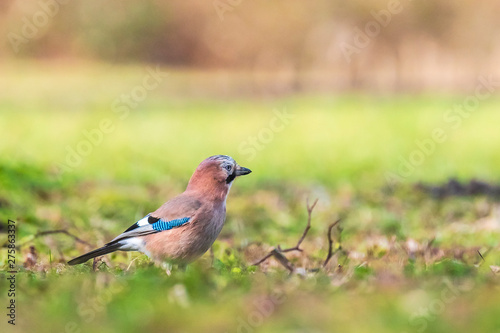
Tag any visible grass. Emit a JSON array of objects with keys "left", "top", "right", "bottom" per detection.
[{"left": 1, "top": 61, "right": 500, "bottom": 332}]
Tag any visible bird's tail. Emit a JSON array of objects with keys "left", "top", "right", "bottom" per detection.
[{"left": 67, "top": 243, "right": 121, "bottom": 265}]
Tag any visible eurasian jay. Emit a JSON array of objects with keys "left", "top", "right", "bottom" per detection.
[{"left": 68, "top": 155, "right": 251, "bottom": 266}]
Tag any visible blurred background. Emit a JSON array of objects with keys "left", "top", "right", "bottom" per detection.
[
  {"left": 2, "top": 0, "right": 500, "bottom": 93},
  {"left": 1, "top": 0, "right": 500, "bottom": 183},
  {"left": 1, "top": 1, "right": 500, "bottom": 333}
]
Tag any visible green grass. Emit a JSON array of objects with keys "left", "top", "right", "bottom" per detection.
[{"left": 1, "top": 61, "right": 500, "bottom": 332}]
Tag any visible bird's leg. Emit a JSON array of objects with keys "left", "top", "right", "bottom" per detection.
[{"left": 210, "top": 246, "right": 215, "bottom": 265}]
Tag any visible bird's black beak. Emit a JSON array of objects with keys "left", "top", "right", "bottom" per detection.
[{"left": 235, "top": 166, "right": 252, "bottom": 176}]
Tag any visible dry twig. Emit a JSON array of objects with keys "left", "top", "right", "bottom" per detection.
[
  {"left": 17, "top": 229, "right": 93, "bottom": 249},
  {"left": 477, "top": 250, "right": 485, "bottom": 262},
  {"left": 281, "top": 198, "right": 318, "bottom": 253},
  {"left": 270, "top": 248, "right": 295, "bottom": 273},
  {"left": 323, "top": 219, "right": 341, "bottom": 267},
  {"left": 252, "top": 198, "right": 319, "bottom": 272}
]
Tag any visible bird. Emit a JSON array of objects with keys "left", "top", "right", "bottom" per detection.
[{"left": 68, "top": 155, "right": 251, "bottom": 266}]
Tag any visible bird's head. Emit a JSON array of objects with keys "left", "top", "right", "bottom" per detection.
[{"left": 186, "top": 155, "right": 251, "bottom": 199}]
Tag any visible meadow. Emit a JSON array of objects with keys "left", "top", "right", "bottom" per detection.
[{"left": 1, "top": 62, "right": 500, "bottom": 332}]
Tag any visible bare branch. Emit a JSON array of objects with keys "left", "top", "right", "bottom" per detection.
[
  {"left": 252, "top": 198, "right": 318, "bottom": 271},
  {"left": 281, "top": 198, "right": 318, "bottom": 253},
  {"left": 323, "top": 219, "right": 341, "bottom": 267},
  {"left": 252, "top": 251, "right": 274, "bottom": 266},
  {"left": 251, "top": 248, "right": 295, "bottom": 272},
  {"left": 271, "top": 248, "right": 295, "bottom": 273},
  {"left": 17, "top": 229, "right": 93, "bottom": 249},
  {"left": 477, "top": 250, "right": 485, "bottom": 262}
]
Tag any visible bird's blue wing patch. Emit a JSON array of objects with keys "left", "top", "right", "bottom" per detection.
[
  {"left": 151, "top": 217, "right": 191, "bottom": 232},
  {"left": 123, "top": 215, "right": 191, "bottom": 233}
]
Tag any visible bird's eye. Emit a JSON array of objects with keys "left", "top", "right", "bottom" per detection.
[{"left": 225, "top": 165, "right": 232, "bottom": 172}]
